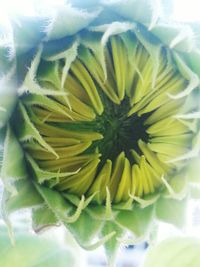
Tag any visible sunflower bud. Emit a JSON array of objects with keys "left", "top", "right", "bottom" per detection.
[{"left": 1, "top": 0, "right": 200, "bottom": 264}]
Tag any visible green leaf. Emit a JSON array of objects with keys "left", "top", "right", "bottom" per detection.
[
  {"left": 186, "top": 49, "right": 200, "bottom": 78},
  {"left": 101, "top": 222, "right": 124, "bottom": 266},
  {"left": 16, "top": 48, "right": 37, "bottom": 85},
  {"left": 4, "top": 179, "right": 43, "bottom": 213},
  {"left": 116, "top": 204, "right": 154, "bottom": 237},
  {"left": 155, "top": 196, "right": 188, "bottom": 228},
  {"left": 1, "top": 126, "right": 27, "bottom": 193},
  {"left": 91, "top": 8, "right": 125, "bottom": 27},
  {"left": 45, "top": 5, "right": 101, "bottom": 40},
  {"left": 0, "top": 75, "right": 17, "bottom": 128},
  {"left": 151, "top": 23, "right": 195, "bottom": 52},
  {"left": 41, "top": 36, "right": 76, "bottom": 60},
  {"left": 69, "top": 0, "right": 101, "bottom": 9},
  {"left": 0, "top": 46, "right": 13, "bottom": 77},
  {"left": 104, "top": 0, "right": 159, "bottom": 29},
  {"left": 162, "top": 174, "right": 187, "bottom": 200},
  {"left": 171, "top": 52, "right": 199, "bottom": 99},
  {"left": 0, "top": 23, "right": 14, "bottom": 77},
  {"left": 143, "top": 237, "right": 200, "bottom": 267},
  {"left": 67, "top": 211, "right": 103, "bottom": 247},
  {"left": 0, "top": 224, "right": 75, "bottom": 267},
  {"left": 11, "top": 16, "right": 46, "bottom": 56},
  {"left": 34, "top": 183, "right": 73, "bottom": 222},
  {"left": 32, "top": 205, "right": 58, "bottom": 232}
]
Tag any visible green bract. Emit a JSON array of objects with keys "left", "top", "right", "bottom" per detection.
[{"left": 1, "top": 0, "right": 200, "bottom": 264}]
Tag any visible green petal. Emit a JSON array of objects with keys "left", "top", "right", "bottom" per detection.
[
  {"left": 18, "top": 47, "right": 67, "bottom": 97},
  {"left": 155, "top": 196, "right": 188, "bottom": 228}
]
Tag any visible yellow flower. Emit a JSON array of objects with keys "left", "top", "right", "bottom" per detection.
[{"left": 1, "top": 0, "right": 200, "bottom": 264}]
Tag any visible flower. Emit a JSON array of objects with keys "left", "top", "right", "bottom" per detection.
[{"left": 0, "top": 0, "right": 200, "bottom": 264}]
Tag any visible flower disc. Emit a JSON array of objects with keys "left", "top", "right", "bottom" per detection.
[{"left": 13, "top": 29, "right": 194, "bottom": 205}]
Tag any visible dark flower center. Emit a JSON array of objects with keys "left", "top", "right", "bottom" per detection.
[{"left": 85, "top": 97, "right": 149, "bottom": 165}]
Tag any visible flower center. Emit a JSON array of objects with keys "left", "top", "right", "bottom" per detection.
[{"left": 85, "top": 97, "right": 149, "bottom": 165}]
